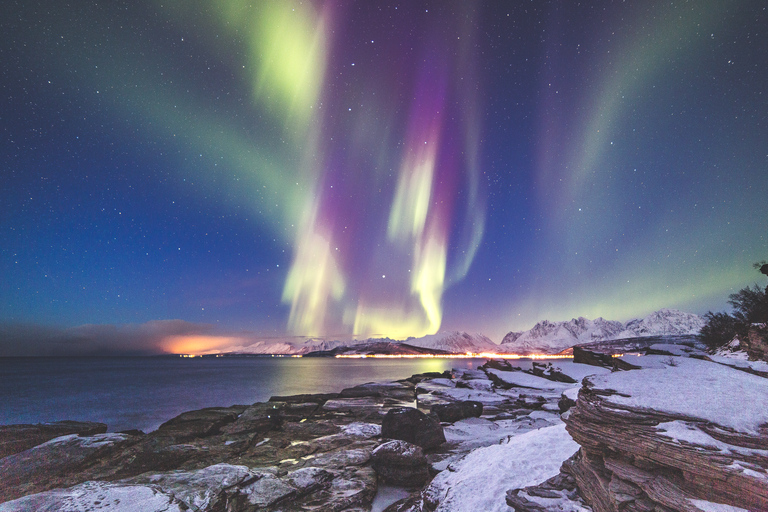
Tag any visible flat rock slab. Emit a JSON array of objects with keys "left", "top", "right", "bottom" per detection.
[
  {"left": 0, "top": 433, "right": 136, "bottom": 502},
  {"left": 0, "top": 480, "right": 187, "bottom": 512},
  {"left": 0, "top": 421, "right": 107, "bottom": 459}
]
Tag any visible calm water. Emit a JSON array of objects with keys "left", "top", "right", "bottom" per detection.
[{"left": 0, "top": 356, "right": 499, "bottom": 433}]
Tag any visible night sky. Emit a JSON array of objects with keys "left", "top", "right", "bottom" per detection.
[{"left": 1, "top": 0, "right": 766, "bottom": 355}]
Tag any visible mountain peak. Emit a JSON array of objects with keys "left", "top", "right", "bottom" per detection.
[{"left": 500, "top": 309, "right": 704, "bottom": 355}]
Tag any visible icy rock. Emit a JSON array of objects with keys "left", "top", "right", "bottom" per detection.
[
  {"left": 0, "top": 480, "right": 187, "bottom": 512},
  {"left": 372, "top": 440, "right": 430, "bottom": 487},
  {"left": 126, "top": 462, "right": 257, "bottom": 510},
  {"left": 381, "top": 407, "right": 445, "bottom": 449},
  {"left": 0, "top": 420, "right": 108, "bottom": 459}
]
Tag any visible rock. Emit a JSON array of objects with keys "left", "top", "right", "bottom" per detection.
[
  {"left": 372, "top": 440, "right": 430, "bottom": 487},
  {"left": 0, "top": 420, "right": 108, "bottom": 459},
  {"left": 558, "top": 388, "right": 578, "bottom": 414},
  {"left": 381, "top": 407, "right": 445, "bottom": 449},
  {"left": 530, "top": 362, "right": 578, "bottom": 383},
  {"left": 572, "top": 346, "right": 639, "bottom": 371},
  {"left": 745, "top": 323, "right": 768, "bottom": 361},
  {"left": 480, "top": 359, "right": 518, "bottom": 372},
  {"left": 0, "top": 480, "right": 187, "bottom": 512},
  {"left": 220, "top": 402, "right": 284, "bottom": 435},
  {"left": 126, "top": 462, "right": 258, "bottom": 510},
  {"left": 563, "top": 359, "right": 768, "bottom": 512},
  {"left": 0, "top": 432, "right": 137, "bottom": 502},
  {"left": 269, "top": 392, "right": 340, "bottom": 403},
  {"left": 431, "top": 401, "right": 483, "bottom": 423},
  {"left": 155, "top": 405, "right": 246, "bottom": 441}
]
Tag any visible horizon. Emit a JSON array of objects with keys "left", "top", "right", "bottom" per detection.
[
  {"left": 2, "top": 1, "right": 766, "bottom": 356},
  {"left": 0, "top": 306, "right": 703, "bottom": 356}
]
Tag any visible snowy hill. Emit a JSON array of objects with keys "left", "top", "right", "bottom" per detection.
[
  {"left": 403, "top": 331, "right": 499, "bottom": 354},
  {"left": 500, "top": 309, "right": 704, "bottom": 355}
]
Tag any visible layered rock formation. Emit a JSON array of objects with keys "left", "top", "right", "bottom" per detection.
[{"left": 563, "top": 356, "right": 768, "bottom": 512}]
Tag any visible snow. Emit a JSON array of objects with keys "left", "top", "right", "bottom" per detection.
[
  {"left": 588, "top": 358, "right": 768, "bottom": 434},
  {"left": 655, "top": 421, "right": 768, "bottom": 458},
  {"left": 688, "top": 499, "right": 749, "bottom": 512},
  {"left": 340, "top": 422, "right": 381, "bottom": 438},
  {"left": 486, "top": 368, "right": 575, "bottom": 390},
  {"left": 38, "top": 432, "right": 130, "bottom": 449},
  {"left": 424, "top": 424, "right": 579, "bottom": 512}
]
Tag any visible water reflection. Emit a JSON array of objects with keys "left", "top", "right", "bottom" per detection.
[{"left": 0, "top": 357, "right": 500, "bottom": 433}]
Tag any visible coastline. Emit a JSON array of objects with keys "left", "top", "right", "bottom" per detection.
[{"left": 1, "top": 348, "right": 766, "bottom": 511}]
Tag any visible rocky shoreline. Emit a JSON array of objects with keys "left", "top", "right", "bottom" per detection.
[{"left": 1, "top": 347, "right": 766, "bottom": 512}]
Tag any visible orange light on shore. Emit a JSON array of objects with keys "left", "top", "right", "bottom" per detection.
[{"left": 162, "top": 335, "right": 241, "bottom": 355}]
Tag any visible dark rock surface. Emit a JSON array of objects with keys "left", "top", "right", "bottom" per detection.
[
  {"left": 371, "top": 440, "right": 429, "bottom": 487},
  {"left": 381, "top": 407, "right": 446, "bottom": 449},
  {"left": 745, "top": 323, "right": 768, "bottom": 361},
  {"left": 431, "top": 400, "right": 483, "bottom": 423}
]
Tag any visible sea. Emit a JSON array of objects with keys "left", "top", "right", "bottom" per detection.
[{"left": 0, "top": 356, "right": 522, "bottom": 433}]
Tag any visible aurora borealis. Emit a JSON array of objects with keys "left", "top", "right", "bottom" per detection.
[{"left": 1, "top": 1, "right": 766, "bottom": 354}]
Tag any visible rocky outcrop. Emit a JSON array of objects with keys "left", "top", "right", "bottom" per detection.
[
  {"left": 381, "top": 407, "right": 446, "bottom": 449},
  {"left": 371, "top": 440, "right": 429, "bottom": 486},
  {"left": 563, "top": 358, "right": 768, "bottom": 512},
  {"left": 431, "top": 401, "right": 483, "bottom": 423},
  {"left": 745, "top": 323, "right": 768, "bottom": 361}
]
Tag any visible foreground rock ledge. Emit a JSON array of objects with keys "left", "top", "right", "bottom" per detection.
[{"left": 563, "top": 356, "right": 768, "bottom": 512}]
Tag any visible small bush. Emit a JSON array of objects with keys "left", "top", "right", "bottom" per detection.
[{"left": 700, "top": 312, "right": 739, "bottom": 351}]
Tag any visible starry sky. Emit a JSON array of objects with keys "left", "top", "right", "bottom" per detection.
[{"left": 1, "top": 0, "right": 766, "bottom": 355}]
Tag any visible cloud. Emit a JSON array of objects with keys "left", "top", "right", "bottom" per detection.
[{"left": 0, "top": 320, "right": 219, "bottom": 357}]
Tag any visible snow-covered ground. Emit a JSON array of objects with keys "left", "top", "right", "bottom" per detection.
[{"left": 423, "top": 424, "right": 580, "bottom": 512}]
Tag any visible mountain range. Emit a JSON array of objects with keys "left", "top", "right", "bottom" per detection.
[
  {"left": 228, "top": 308, "right": 704, "bottom": 356},
  {"left": 499, "top": 308, "right": 705, "bottom": 355}
]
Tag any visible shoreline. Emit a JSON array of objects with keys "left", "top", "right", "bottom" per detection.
[{"left": 1, "top": 349, "right": 767, "bottom": 511}]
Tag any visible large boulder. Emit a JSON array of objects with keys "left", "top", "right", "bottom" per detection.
[
  {"left": 371, "top": 440, "right": 430, "bottom": 487},
  {"left": 381, "top": 408, "right": 445, "bottom": 449},
  {"left": 431, "top": 401, "right": 483, "bottom": 423}
]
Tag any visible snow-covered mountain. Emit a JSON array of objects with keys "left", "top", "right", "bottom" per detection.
[
  {"left": 234, "top": 331, "right": 498, "bottom": 355},
  {"left": 235, "top": 337, "right": 355, "bottom": 355},
  {"left": 403, "top": 331, "right": 499, "bottom": 354},
  {"left": 500, "top": 309, "right": 704, "bottom": 355},
  {"left": 620, "top": 308, "right": 706, "bottom": 337}
]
